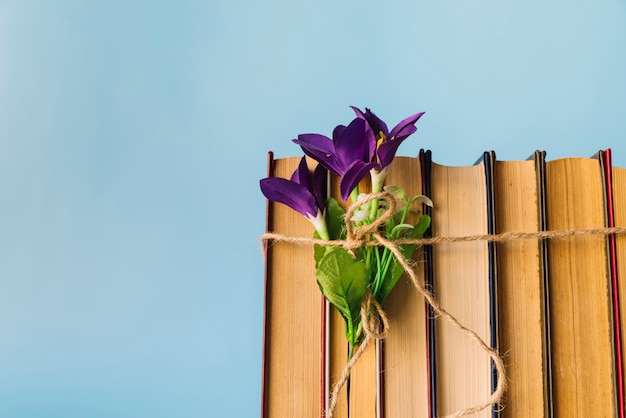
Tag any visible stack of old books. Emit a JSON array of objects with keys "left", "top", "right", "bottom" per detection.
[{"left": 261, "top": 149, "right": 625, "bottom": 418}]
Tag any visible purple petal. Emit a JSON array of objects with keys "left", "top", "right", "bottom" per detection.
[
  {"left": 388, "top": 112, "right": 425, "bottom": 141},
  {"left": 260, "top": 177, "right": 318, "bottom": 218},
  {"left": 293, "top": 134, "right": 343, "bottom": 174},
  {"left": 339, "top": 160, "right": 375, "bottom": 201},
  {"left": 351, "top": 106, "right": 382, "bottom": 146},
  {"left": 376, "top": 112, "right": 424, "bottom": 168},
  {"left": 350, "top": 106, "right": 365, "bottom": 119},
  {"left": 376, "top": 135, "right": 408, "bottom": 168},
  {"left": 362, "top": 108, "right": 389, "bottom": 138},
  {"left": 334, "top": 118, "right": 375, "bottom": 168},
  {"left": 290, "top": 156, "right": 311, "bottom": 189},
  {"left": 311, "top": 163, "right": 328, "bottom": 212},
  {"left": 332, "top": 124, "right": 346, "bottom": 141}
]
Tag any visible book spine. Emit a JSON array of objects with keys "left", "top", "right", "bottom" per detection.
[
  {"left": 598, "top": 149, "right": 624, "bottom": 418},
  {"left": 534, "top": 151, "right": 553, "bottom": 418},
  {"left": 420, "top": 149, "right": 436, "bottom": 418},
  {"left": 482, "top": 151, "right": 500, "bottom": 418},
  {"left": 260, "top": 151, "right": 275, "bottom": 418}
]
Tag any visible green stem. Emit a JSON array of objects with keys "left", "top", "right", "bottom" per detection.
[
  {"left": 380, "top": 248, "right": 395, "bottom": 283},
  {"left": 373, "top": 247, "right": 382, "bottom": 295},
  {"left": 371, "top": 248, "right": 386, "bottom": 298},
  {"left": 372, "top": 202, "right": 412, "bottom": 299},
  {"left": 347, "top": 318, "right": 356, "bottom": 360},
  {"left": 368, "top": 198, "right": 378, "bottom": 221},
  {"left": 354, "top": 321, "right": 363, "bottom": 346},
  {"left": 349, "top": 187, "right": 359, "bottom": 204},
  {"left": 398, "top": 202, "right": 410, "bottom": 227},
  {"left": 364, "top": 245, "right": 372, "bottom": 273},
  {"left": 367, "top": 168, "right": 388, "bottom": 228}
]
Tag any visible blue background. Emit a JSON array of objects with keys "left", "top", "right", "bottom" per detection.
[{"left": 1, "top": 0, "right": 625, "bottom": 417}]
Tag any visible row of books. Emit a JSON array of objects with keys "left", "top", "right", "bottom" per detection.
[{"left": 261, "top": 149, "right": 626, "bottom": 418}]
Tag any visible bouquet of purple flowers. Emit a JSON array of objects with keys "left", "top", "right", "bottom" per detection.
[{"left": 260, "top": 107, "right": 432, "bottom": 359}]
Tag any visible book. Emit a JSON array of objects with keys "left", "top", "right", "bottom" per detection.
[
  {"left": 262, "top": 153, "right": 325, "bottom": 418},
  {"left": 544, "top": 155, "right": 617, "bottom": 416},
  {"left": 493, "top": 151, "right": 551, "bottom": 417},
  {"left": 423, "top": 151, "right": 498, "bottom": 418},
  {"left": 327, "top": 169, "right": 373, "bottom": 418},
  {"left": 381, "top": 156, "right": 430, "bottom": 418},
  {"left": 328, "top": 304, "right": 349, "bottom": 418},
  {"left": 347, "top": 339, "right": 378, "bottom": 418},
  {"left": 603, "top": 149, "right": 625, "bottom": 418},
  {"left": 327, "top": 156, "right": 430, "bottom": 418},
  {"left": 420, "top": 150, "right": 436, "bottom": 417}
]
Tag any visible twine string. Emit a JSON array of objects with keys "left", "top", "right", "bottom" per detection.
[
  {"left": 344, "top": 192, "right": 397, "bottom": 248},
  {"left": 262, "top": 226, "right": 626, "bottom": 249}
]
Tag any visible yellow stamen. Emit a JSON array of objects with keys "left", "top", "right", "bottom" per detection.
[
  {"left": 375, "top": 131, "right": 386, "bottom": 165},
  {"left": 376, "top": 131, "right": 386, "bottom": 149}
]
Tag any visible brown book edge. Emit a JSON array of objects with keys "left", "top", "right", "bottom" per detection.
[
  {"left": 381, "top": 156, "right": 429, "bottom": 418},
  {"left": 260, "top": 151, "right": 275, "bottom": 418},
  {"left": 611, "top": 161, "right": 626, "bottom": 418},
  {"left": 494, "top": 152, "right": 551, "bottom": 417},
  {"left": 545, "top": 156, "right": 616, "bottom": 416},
  {"left": 430, "top": 157, "right": 493, "bottom": 416},
  {"left": 261, "top": 153, "right": 328, "bottom": 418},
  {"left": 534, "top": 150, "right": 553, "bottom": 418},
  {"left": 378, "top": 338, "right": 385, "bottom": 418},
  {"left": 597, "top": 151, "right": 621, "bottom": 416}
]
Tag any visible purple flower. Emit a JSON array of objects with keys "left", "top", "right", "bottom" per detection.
[
  {"left": 293, "top": 108, "right": 424, "bottom": 201},
  {"left": 351, "top": 107, "right": 425, "bottom": 169},
  {"left": 293, "top": 118, "right": 376, "bottom": 201},
  {"left": 260, "top": 157, "right": 329, "bottom": 239}
]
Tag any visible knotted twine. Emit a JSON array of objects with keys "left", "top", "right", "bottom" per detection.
[{"left": 261, "top": 191, "right": 626, "bottom": 418}]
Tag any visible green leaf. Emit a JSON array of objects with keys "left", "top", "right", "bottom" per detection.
[
  {"left": 383, "top": 184, "right": 406, "bottom": 201},
  {"left": 313, "top": 230, "right": 330, "bottom": 267},
  {"left": 376, "top": 215, "right": 431, "bottom": 304},
  {"left": 414, "top": 214, "right": 431, "bottom": 238},
  {"left": 315, "top": 246, "right": 368, "bottom": 346},
  {"left": 326, "top": 197, "right": 346, "bottom": 240},
  {"left": 313, "top": 198, "right": 349, "bottom": 267},
  {"left": 409, "top": 194, "right": 434, "bottom": 208},
  {"left": 378, "top": 251, "right": 410, "bottom": 305},
  {"left": 390, "top": 223, "right": 414, "bottom": 236},
  {"left": 313, "top": 242, "right": 327, "bottom": 267}
]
